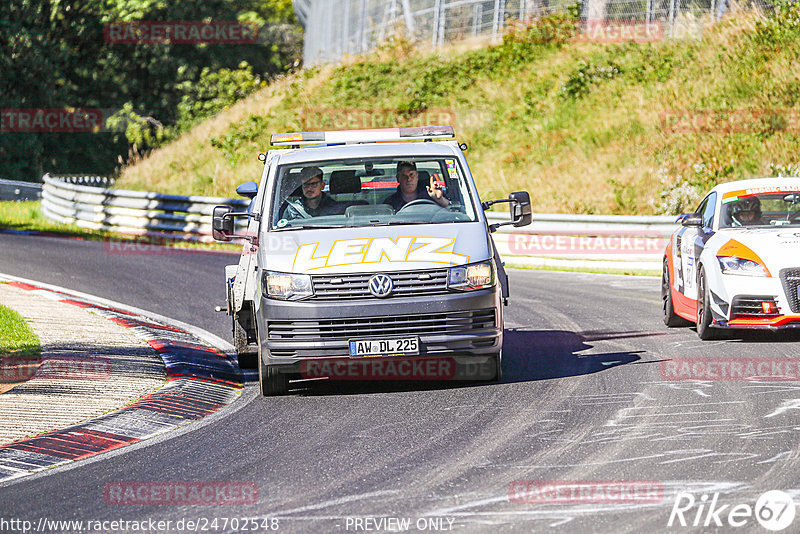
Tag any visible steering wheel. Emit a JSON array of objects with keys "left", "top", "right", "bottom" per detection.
[
  {"left": 280, "top": 199, "right": 312, "bottom": 219},
  {"left": 398, "top": 198, "right": 438, "bottom": 211},
  {"left": 789, "top": 210, "right": 800, "bottom": 222}
]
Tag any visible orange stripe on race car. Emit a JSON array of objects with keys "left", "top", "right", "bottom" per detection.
[
  {"left": 729, "top": 316, "right": 800, "bottom": 327},
  {"left": 716, "top": 239, "right": 772, "bottom": 277},
  {"left": 722, "top": 186, "right": 800, "bottom": 201},
  {"left": 672, "top": 287, "right": 697, "bottom": 321}
]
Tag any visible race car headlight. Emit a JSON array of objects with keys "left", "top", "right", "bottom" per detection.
[
  {"left": 262, "top": 271, "right": 313, "bottom": 300},
  {"left": 717, "top": 256, "right": 768, "bottom": 277},
  {"left": 448, "top": 261, "right": 495, "bottom": 291}
]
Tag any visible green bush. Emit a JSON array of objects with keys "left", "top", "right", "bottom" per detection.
[
  {"left": 210, "top": 114, "right": 269, "bottom": 167},
  {"left": 754, "top": 0, "right": 800, "bottom": 43},
  {"left": 176, "top": 62, "right": 266, "bottom": 131},
  {"left": 559, "top": 59, "right": 623, "bottom": 99}
]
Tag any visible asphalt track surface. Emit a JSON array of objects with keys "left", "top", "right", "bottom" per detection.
[{"left": 2, "top": 232, "right": 800, "bottom": 533}]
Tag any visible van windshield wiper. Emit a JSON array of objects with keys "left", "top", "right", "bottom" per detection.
[
  {"left": 382, "top": 220, "right": 434, "bottom": 226},
  {"left": 273, "top": 224, "right": 348, "bottom": 231}
]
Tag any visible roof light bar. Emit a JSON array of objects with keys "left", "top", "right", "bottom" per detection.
[{"left": 270, "top": 126, "right": 454, "bottom": 146}]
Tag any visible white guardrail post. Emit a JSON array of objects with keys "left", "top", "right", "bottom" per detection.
[{"left": 36, "top": 174, "right": 680, "bottom": 269}]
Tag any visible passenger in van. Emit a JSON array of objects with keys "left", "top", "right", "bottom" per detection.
[
  {"left": 282, "top": 166, "right": 346, "bottom": 219},
  {"left": 383, "top": 161, "right": 450, "bottom": 211}
]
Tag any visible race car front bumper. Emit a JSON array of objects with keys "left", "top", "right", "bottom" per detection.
[{"left": 711, "top": 272, "right": 800, "bottom": 330}]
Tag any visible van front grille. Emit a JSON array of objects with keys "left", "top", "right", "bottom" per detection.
[{"left": 311, "top": 269, "right": 449, "bottom": 300}]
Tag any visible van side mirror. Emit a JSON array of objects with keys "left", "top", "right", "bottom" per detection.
[
  {"left": 509, "top": 191, "right": 532, "bottom": 227},
  {"left": 212, "top": 204, "right": 261, "bottom": 243},
  {"left": 482, "top": 191, "right": 533, "bottom": 232},
  {"left": 680, "top": 213, "right": 703, "bottom": 227},
  {"left": 236, "top": 181, "right": 258, "bottom": 199},
  {"left": 212, "top": 206, "right": 234, "bottom": 242}
]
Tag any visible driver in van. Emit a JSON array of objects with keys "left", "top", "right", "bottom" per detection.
[
  {"left": 282, "top": 166, "right": 345, "bottom": 219},
  {"left": 382, "top": 161, "right": 450, "bottom": 211}
]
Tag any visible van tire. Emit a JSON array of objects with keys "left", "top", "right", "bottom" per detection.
[
  {"left": 234, "top": 319, "right": 257, "bottom": 369},
  {"left": 257, "top": 332, "right": 289, "bottom": 396},
  {"left": 492, "top": 351, "right": 503, "bottom": 382}
]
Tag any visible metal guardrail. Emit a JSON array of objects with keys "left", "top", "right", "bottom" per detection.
[
  {"left": 41, "top": 174, "right": 248, "bottom": 238},
  {"left": 38, "top": 174, "right": 677, "bottom": 268},
  {"left": 0, "top": 179, "right": 43, "bottom": 201}
]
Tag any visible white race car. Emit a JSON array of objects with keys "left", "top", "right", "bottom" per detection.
[{"left": 662, "top": 177, "right": 800, "bottom": 339}]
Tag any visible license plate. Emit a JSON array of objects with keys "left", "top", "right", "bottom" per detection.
[{"left": 349, "top": 337, "right": 419, "bottom": 358}]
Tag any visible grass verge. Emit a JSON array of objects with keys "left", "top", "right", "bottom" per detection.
[
  {"left": 0, "top": 301, "right": 42, "bottom": 393},
  {"left": 0, "top": 303, "right": 40, "bottom": 358}
]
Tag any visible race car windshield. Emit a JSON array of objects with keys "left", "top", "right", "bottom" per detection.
[
  {"left": 269, "top": 157, "right": 479, "bottom": 230},
  {"left": 720, "top": 192, "right": 800, "bottom": 228}
]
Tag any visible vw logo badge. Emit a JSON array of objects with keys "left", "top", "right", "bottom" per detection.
[{"left": 368, "top": 274, "right": 393, "bottom": 297}]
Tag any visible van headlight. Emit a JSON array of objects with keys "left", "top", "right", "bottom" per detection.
[
  {"left": 448, "top": 261, "right": 495, "bottom": 291},
  {"left": 262, "top": 271, "right": 313, "bottom": 300}
]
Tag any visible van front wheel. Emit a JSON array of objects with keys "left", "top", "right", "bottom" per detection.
[
  {"left": 257, "top": 336, "right": 289, "bottom": 396},
  {"left": 492, "top": 351, "right": 503, "bottom": 382}
]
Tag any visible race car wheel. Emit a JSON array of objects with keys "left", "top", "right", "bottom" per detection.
[
  {"left": 258, "top": 331, "right": 289, "bottom": 396},
  {"left": 662, "top": 259, "right": 690, "bottom": 327},
  {"left": 696, "top": 266, "right": 721, "bottom": 340}
]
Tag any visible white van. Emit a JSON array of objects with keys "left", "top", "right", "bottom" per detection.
[{"left": 213, "top": 126, "right": 531, "bottom": 395}]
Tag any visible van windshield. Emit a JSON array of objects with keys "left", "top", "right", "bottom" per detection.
[{"left": 269, "top": 157, "right": 479, "bottom": 230}]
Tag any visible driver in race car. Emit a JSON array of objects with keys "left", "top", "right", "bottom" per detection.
[
  {"left": 383, "top": 161, "right": 450, "bottom": 211},
  {"left": 282, "top": 166, "right": 346, "bottom": 220},
  {"left": 730, "top": 196, "right": 764, "bottom": 226}
]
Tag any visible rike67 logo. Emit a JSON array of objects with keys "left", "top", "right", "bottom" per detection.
[{"left": 668, "top": 490, "right": 796, "bottom": 531}]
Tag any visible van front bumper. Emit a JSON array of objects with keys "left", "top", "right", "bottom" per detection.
[{"left": 255, "top": 287, "right": 502, "bottom": 366}]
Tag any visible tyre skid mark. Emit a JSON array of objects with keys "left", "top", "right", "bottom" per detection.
[{"left": 0, "top": 280, "right": 242, "bottom": 483}]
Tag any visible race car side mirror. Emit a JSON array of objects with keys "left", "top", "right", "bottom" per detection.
[{"left": 680, "top": 213, "right": 703, "bottom": 227}]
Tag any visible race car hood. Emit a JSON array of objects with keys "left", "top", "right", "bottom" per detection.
[
  {"left": 257, "top": 222, "right": 491, "bottom": 274},
  {"left": 714, "top": 227, "right": 800, "bottom": 273}
]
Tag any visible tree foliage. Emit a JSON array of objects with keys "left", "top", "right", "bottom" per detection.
[{"left": 1, "top": 0, "right": 301, "bottom": 181}]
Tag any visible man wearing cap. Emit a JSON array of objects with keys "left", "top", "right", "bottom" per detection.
[
  {"left": 383, "top": 161, "right": 450, "bottom": 212},
  {"left": 282, "top": 166, "right": 345, "bottom": 220}
]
